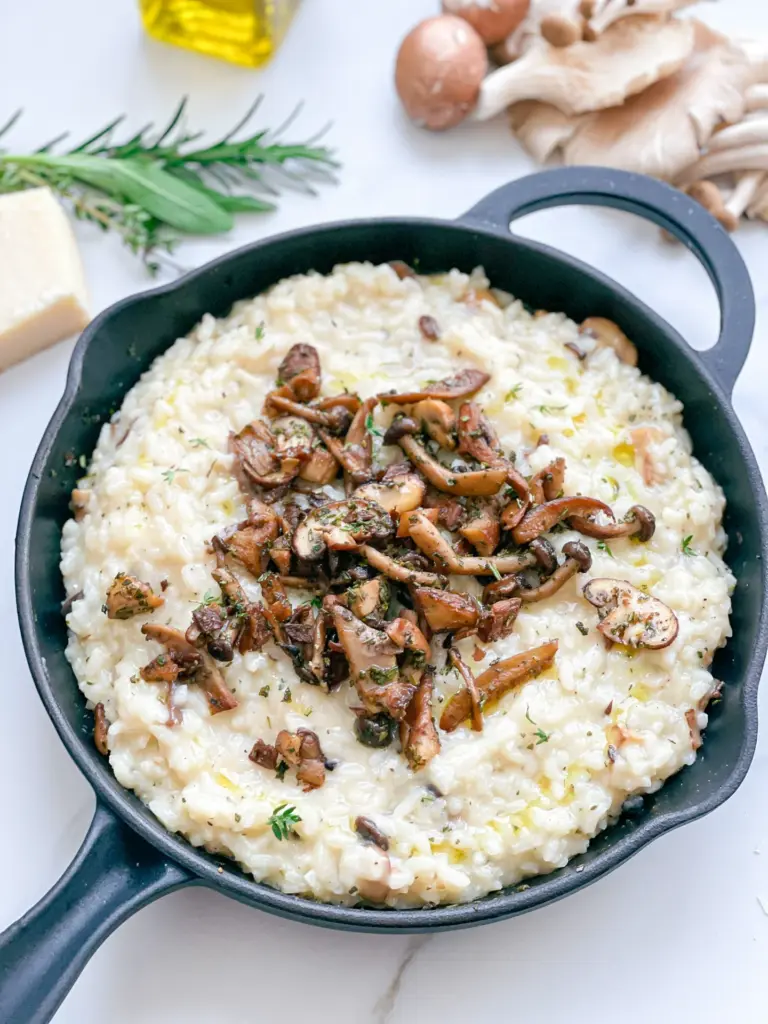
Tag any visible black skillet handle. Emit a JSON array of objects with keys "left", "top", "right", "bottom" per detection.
[
  {"left": 460, "top": 167, "right": 755, "bottom": 395},
  {"left": 0, "top": 802, "right": 192, "bottom": 1024}
]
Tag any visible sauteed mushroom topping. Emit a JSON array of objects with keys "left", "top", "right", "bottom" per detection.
[
  {"left": 104, "top": 573, "right": 164, "bottom": 620},
  {"left": 102, "top": 314, "right": 670, "bottom": 777},
  {"left": 582, "top": 578, "right": 679, "bottom": 649}
]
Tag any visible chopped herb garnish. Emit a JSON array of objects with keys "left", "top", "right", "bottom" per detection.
[
  {"left": 536, "top": 404, "right": 567, "bottom": 415},
  {"left": 310, "top": 595, "right": 323, "bottom": 609},
  {"left": 282, "top": 687, "right": 292, "bottom": 703},
  {"left": 575, "top": 621, "right": 589, "bottom": 636},
  {"left": 505, "top": 384, "right": 523, "bottom": 401},
  {"left": 255, "top": 323, "right": 265, "bottom": 340},
  {"left": 365, "top": 413, "right": 383, "bottom": 438},
  {"left": 268, "top": 803, "right": 301, "bottom": 840},
  {"left": 275, "top": 760, "right": 288, "bottom": 781},
  {"left": 259, "top": 684, "right": 270, "bottom": 697},
  {"left": 597, "top": 540, "right": 614, "bottom": 557},
  {"left": 200, "top": 589, "right": 219, "bottom": 606},
  {"left": 161, "top": 466, "right": 188, "bottom": 484},
  {"left": 525, "top": 708, "right": 550, "bottom": 744},
  {"left": 488, "top": 562, "right": 502, "bottom": 581},
  {"left": 681, "top": 535, "right": 696, "bottom": 556},
  {"left": 190, "top": 437, "right": 210, "bottom": 448}
]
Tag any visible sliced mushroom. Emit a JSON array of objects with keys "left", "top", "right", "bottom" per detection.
[
  {"left": 579, "top": 317, "right": 638, "bottom": 366},
  {"left": 358, "top": 545, "right": 447, "bottom": 588},
  {"left": 264, "top": 393, "right": 352, "bottom": 435},
  {"left": 413, "top": 587, "right": 480, "bottom": 632},
  {"left": 211, "top": 566, "right": 249, "bottom": 612},
  {"left": 519, "top": 541, "right": 592, "bottom": 602},
  {"left": 459, "top": 500, "right": 501, "bottom": 556},
  {"left": 355, "top": 473, "right": 426, "bottom": 514},
  {"left": 385, "top": 617, "right": 432, "bottom": 660},
  {"left": 407, "top": 509, "right": 536, "bottom": 575},
  {"left": 277, "top": 343, "right": 321, "bottom": 402},
  {"left": 448, "top": 647, "right": 483, "bottom": 731},
  {"left": 230, "top": 421, "right": 301, "bottom": 489},
  {"left": 141, "top": 623, "right": 238, "bottom": 714},
  {"left": 298, "top": 444, "right": 339, "bottom": 485},
  {"left": 582, "top": 578, "right": 679, "bottom": 649},
  {"left": 379, "top": 367, "right": 491, "bottom": 405},
  {"left": 330, "top": 606, "right": 416, "bottom": 720},
  {"left": 477, "top": 597, "right": 522, "bottom": 642},
  {"left": 570, "top": 504, "right": 655, "bottom": 542},
  {"left": 239, "top": 602, "right": 272, "bottom": 654},
  {"left": 105, "top": 573, "right": 164, "bottom": 620},
  {"left": 440, "top": 640, "right": 559, "bottom": 731},
  {"left": 268, "top": 534, "right": 293, "bottom": 575},
  {"left": 399, "top": 435, "right": 507, "bottom": 497},
  {"left": 295, "top": 728, "right": 328, "bottom": 790},
  {"left": 292, "top": 499, "right": 393, "bottom": 561},
  {"left": 141, "top": 650, "right": 182, "bottom": 683},
  {"left": 482, "top": 575, "right": 519, "bottom": 605},
  {"left": 512, "top": 496, "right": 614, "bottom": 544},
  {"left": 457, "top": 402, "right": 529, "bottom": 499},
  {"left": 271, "top": 416, "right": 315, "bottom": 462},
  {"left": 529, "top": 457, "right": 566, "bottom": 505},
  {"left": 215, "top": 501, "right": 280, "bottom": 576},
  {"left": 412, "top": 399, "right": 457, "bottom": 450},
  {"left": 355, "top": 816, "right": 390, "bottom": 850},
  {"left": 501, "top": 494, "right": 531, "bottom": 530},
  {"left": 397, "top": 505, "right": 439, "bottom": 538},
  {"left": 312, "top": 392, "right": 363, "bottom": 414},
  {"left": 400, "top": 668, "right": 440, "bottom": 769},
  {"left": 93, "top": 703, "right": 109, "bottom": 756},
  {"left": 249, "top": 738, "right": 278, "bottom": 770},
  {"left": 418, "top": 315, "right": 441, "bottom": 342},
  {"left": 348, "top": 576, "right": 390, "bottom": 620},
  {"left": 259, "top": 572, "right": 293, "bottom": 622},
  {"left": 321, "top": 396, "right": 377, "bottom": 490}
]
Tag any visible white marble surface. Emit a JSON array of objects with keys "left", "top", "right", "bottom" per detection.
[{"left": 1, "top": 1, "right": 768, "bottom": 1020}]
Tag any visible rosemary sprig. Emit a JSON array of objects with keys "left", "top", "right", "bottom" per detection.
[{"left": 0, "top": 99, "right": 337, "bottom": 272}]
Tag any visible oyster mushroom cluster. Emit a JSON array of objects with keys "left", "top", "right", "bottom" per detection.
[
  {"left": 395, "top": 1, "right": 768, "bottom": 231},
  {"left": 96, "top": 294, "right": 680, "bottom": 779}
]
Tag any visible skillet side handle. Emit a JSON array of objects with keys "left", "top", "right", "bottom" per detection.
[
  {"left": 0, "top": 802, "right": 193, "bottom": 1024},
  {"left": 460, "top": 167, "right": 755, "bottom": 395}
]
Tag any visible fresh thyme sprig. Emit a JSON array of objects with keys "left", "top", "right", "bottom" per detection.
[
  {"left": 268, "top": 803, "right": 302, "bottom": 841},
  {"left": 0, "top": 99, "right": 337, "bottom": 272}
]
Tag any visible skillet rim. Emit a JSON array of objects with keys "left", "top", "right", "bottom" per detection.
[{"left": 15, "top": 213, "right": 768, "bottom": 931}]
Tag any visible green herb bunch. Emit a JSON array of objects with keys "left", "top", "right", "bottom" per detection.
[
  {"left": 0, "top": 99, "right": 337, "bottom": 272},
  {"left": 268, "top": 803, "right": 302, "bottom": 841}
]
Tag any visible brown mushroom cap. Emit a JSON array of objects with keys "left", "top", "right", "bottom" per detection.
[
  {"left": 582, "top": 578, "right": 679, "bottom": 649},
  {"left": 442, "top": 0, "right": 530, "bottom": 45},
  {"left": 395, "top": 15, "right": 489, "bottom": 131}
]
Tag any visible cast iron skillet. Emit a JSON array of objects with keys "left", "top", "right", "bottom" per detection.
[{"left": 2, "top": 168, "right": 766, "bottom": 1023}]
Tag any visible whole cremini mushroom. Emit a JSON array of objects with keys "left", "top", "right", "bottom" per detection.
[
  {"left": 442, "top": 0, "right": 530, "bottom": 46},
  {"left": 395, "top": 15, "right": 489, "bottom": 130}
]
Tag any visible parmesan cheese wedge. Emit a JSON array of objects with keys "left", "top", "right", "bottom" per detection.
[{"left": 0, "top": 188, "right": 90, "bottom": 372}]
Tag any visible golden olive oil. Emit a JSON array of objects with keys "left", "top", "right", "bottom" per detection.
[{"left": 139, "top": 0, "right": 300, "bottom": 67}]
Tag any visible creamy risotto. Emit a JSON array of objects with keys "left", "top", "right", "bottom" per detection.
[{"left": 60, "top": 262, "right": 732, "bottom": 907}]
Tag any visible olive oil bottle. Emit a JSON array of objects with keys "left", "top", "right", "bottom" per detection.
[{"left": 139, "top": 0, "right": 300, "bottom": 67}]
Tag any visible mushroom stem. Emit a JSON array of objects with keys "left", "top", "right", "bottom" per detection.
[
  {"left": 708, "top": 117, "right": 768, "bottom": 153},
  {"left": 746, "top": 83, "right": 768, "bottom": 112},
  {"left": 727, "top": 171, "right": 766, "bottom": 225},
  {"left": 679, "top": 144, "right": 768, "bottom": 184}
]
